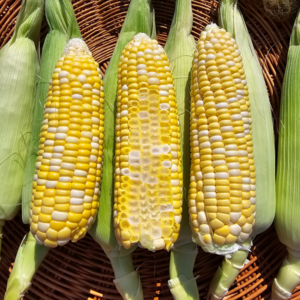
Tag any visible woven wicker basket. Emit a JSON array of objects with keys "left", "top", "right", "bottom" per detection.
[{"left": 0, "top": 0, "right": 296, "bottom": 299}]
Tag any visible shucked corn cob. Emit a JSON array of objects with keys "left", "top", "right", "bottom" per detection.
[
  {"left": 113, "top": 33, "right": 183, "bottom": 251},
  {"left": 189, "top": 24, "right": 256, "bottom": 253},
  {"left": 30, "top": 38, "right": 104, "bottom": 248}
]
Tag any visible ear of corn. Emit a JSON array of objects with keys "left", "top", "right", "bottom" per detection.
[
  {"left": 0, "top": 0, "right": 43, "bottom": 255},
  {"left": 88, "top": 0, "right": 155, "bottom": 299},
  {"left": 205, "top": 0, "right": 276, "bottom": 299},
  {"left": 28, "top": 38, "right": 104, "bottom": 248},
  {"left": 164, "top": 0, "right": 199, "bottom": 298},
  {"left": 272, "top": 10, "right": 300, "bottom": 300},
  {"left": 22, "top": 0, "right": 81, "bottom": 224},
  {"left": 5, "top": 2, "right": 84, "bottom": 298},
  {"left": 113, "top": 33, "right": 182, "bottom": 252}
]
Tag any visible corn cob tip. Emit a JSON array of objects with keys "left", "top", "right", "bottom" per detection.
[
  {"left": 188, "top": 25, "right": 256, "bottom": 254},
  {"left": 114, "top": 34, "right": 183, "bottom": 252},
  {"left": 29, "top": 39, "right": 105, "bottom": 248}
]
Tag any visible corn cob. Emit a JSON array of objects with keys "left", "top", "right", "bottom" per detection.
[
  {"left": 0, "top": 0, "right": 43, "bottom": 257},
  {"left": 206, "top": 0, "right": 276, "bottom": 298},
  {"left": 88, "top": 0, "right": 155, "bottom": 298},
  {"left": 164, "top": 0, "right": 199, "bottom": 298},
  {"left": 113, "top": 33, "right": 182, "bottom": 252},
  {"left": 5, "top": 2, "right": 90, "bottom": 299},
  {"left": 29, "top": 38, "right": 104, "bottom": 248},
  {"left": 189, "top": 24, "right": 256, "bottom": 251},
  {"left": 22, "top": 0, "right": 82, "bottom": 224},
  {"left": 272, "top": 9, "right": 300, "bottom": 300}
]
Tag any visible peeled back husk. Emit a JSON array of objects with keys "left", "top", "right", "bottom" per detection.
[
  {"left": 207, "top": 0, "right": 276, "bottom": 299},
  {"left": 272, "top": 9, "right": 300, "bottom": 300},
  {"left": 164, "top": 0, "right": 198, "bottom": 298}
]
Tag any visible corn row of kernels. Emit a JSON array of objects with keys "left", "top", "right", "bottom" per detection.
[
  {"left": 189, "top": 27, "right": 256, "bottom": 247},
  {"left": 30, "top": 42, "right": 104, "bottom": 248},
  {"left": 113, "top": 34, "right": 182, "bottom": 251}
]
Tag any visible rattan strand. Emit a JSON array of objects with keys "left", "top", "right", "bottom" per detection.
[{"left": 0, "top": 0, "right": 294, "bottom": 299}]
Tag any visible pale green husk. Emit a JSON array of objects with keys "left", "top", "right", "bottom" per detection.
[
  {"left": 88, "top": 0, "right": 155, "bottom": 299},
  {"left": 4, "top": 234, "right": 49, "bottom": 300},
  {"left": 272, "top": 9, "right": 300, "bottom": 300},
  {"left": 164, "top": 0, "right": 198, "bottom": 298},
  {"left": 4, "top": 1, "right": 81, "bottom": 298},
  {"left": 0, "top": 0, "right": 43, "bottom": 258},
  {"left": 207, "top": 0, "right": 276, "bottom": 298},
  {"left": 22, "top": 0, "right": 81, "bottom": 224}
]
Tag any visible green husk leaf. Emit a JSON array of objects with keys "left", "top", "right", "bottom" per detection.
[
  {"left": 219, "top": 0, "right": 276, "bottom": 246},
  {"left": 22, "top": 0, "right": 81, "bottom": 224},
  {"left": 164, "top": 0, "right": 198, "bottom": 298},
  {"left": 208, "top": 238, "right": 251, "bottom": 300},
  {"left": 206, "top": 0, "right": 276, "bottom": 297},
  {"left": 273, "top": 8, "right": 300, "bottom": 300},
  {"left": 4, "top": 233, "right": 49, "bottom": 300},
  {"left": 0, "top": 0, "right": 43, "bottom": 225},
  {"left": 88, "top": 1, "right": 155, "bottom": 299}
]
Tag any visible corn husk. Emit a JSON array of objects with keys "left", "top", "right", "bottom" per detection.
[
  {"left": 163, "top": 0, "right": 198, "bottom": 299},
  {"left": 22, "top": 0, "right": 81, "bottom": 224},
  {"left": 4, "top": 1, "right": 81, "bottom": 299},
  {"left": 272, "top": 9, "right": 300, "bottom": 300},
  {"left": 0, "top": 0, "right": 43, "bottom": 257},
  {"left": 88, "top": 1, "right": 155, "bottom": 299},
  {"left": 207, "top": 0, "right": 276, "bottom": 298}
]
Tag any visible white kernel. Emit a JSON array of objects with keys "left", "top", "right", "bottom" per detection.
[
  {"left": 91, "top": 117, "right": 99, "bottom": 124},
  {"left": 221, "top": 126, "right": 233, "bottom": 132},
  {"left": 198, "top": 60, "right": 206, "bottom": 66},
  {"left": 210, "top": 135, "right": 222, "bottom": 142},
  {"left": 199, "top": 130, "right": 209, "bottom": 136},
  {"left": 227, "top": 97, "right": 238, "bottom": 103},
  {"left": 195, "top": 172, "right": 202, "bottom": 180},
  {"left": 171, "top": 164, "right": 178, "bottom": 172},
  {"left": 198, "top": 212, "right": 207, "bottom": 223},
  {"left": 50, "top": 159, "right": 61, "bottom": 166},
  {"left": 171, "top": 179, "right": 180, "bottom": 186},
  {"left": 212, "top": 160, "right": 226, "bottom": 167},
  {"left": 49, "top": 166, "right": 60, "bottom": 172},
  {"left": 59, "top": 78, "right": 69, "bottom": 85},
  {"left": 84, "top": 195, "right": 93, "bottom": 203},
  {"left": 164, "top": 66, "right": 171, "bottom": 71},
  {"left": 162, "top": 145, "right": 171, "bottom": 153},
  {"left": 55, "top": 133, "right": 67, "bottom": 140},
  {"left": 206, "top": 54, "right": 215, "bottom": 61},
  {"left": 47, "top": 127, "right": 57, "bottom": 133},
  {"left": 148, "top": 72, "right": 157, "bottom": 77},
  {"left": 133, "top": 42, "right": 140, "bottom": 47},
  {"left": 137, "top": 64, "right": 146, "bottom": 70},
  {"left": 53, "top": 68, "right": 61, "bottom": 73},
  {"left": 216, "top": 102, "right": 228, "bottom": 109},
  {"left": 242, "top": 178, "right": 251, "bottom": 184},
  {"left": 231, "top": 114, "right": 243, "bottom": 121},
  {"left": 239, "top": 150, "right": 248, "bottom": 157},
  {"left": 70, "top": 205, "right": 84, "bottom": 214},
  {"left": 71, "top": 190, "right": 85, "bottom": 198},
  {"left": 151, "top": 147, "right": 162, "bottom": 155},
  {"left": 92, "top": 100, "right": 100, "bottom": 107},
  {"left": 52, "top": 211, "right": 68, "bottom": 221},
  {"left": 52, "top": 153, "right": 62, "bottom": 159},
  {"left": 171, "top": 151, "right": 178, "bottom": 158},
  {"left": 235, "top": 133, "right": 245, "bottom": 138},
  {"left": 204, "top": 186, "right": 215, "bottom": 192},
  {"left": 82, "top": 131, "right": 93, "bottom": 139},
  {"left": 57, "top": 126, "right": 69, "bottom": 133},
  {"left": 250, "top": 197, "right": 256, "bottom": 204},
  {"left": 215, "top": 172, "right": 229, "bottom": 179},
  {"left": 129, "top": 173, "right": 141, "bottom": 181},
  {"left": 144, "top": 49, "right": 153, "bottom": 54},
  {"left": 228, "top": 169, "right": 241, "bottom": 176},
  {"left": 227, "top": 61, "right": 235, "bottom": 67},
  {"left": 72, "top": 94, "right": 83, "bottom": 100},
  {"left": 45, "top": 140, "right": 54, "bottom": 146},
  {"left": 225, "top": 145, "right": 238, "bottom": 150},
  {"left": 137, "top": 51, "right": 144, "bottom": 57},
  {"left": 168, "top": 84, "right": 174, "bottom": 89},
  {"left": 45, "top": 108, "right": 58, "bottom": 114},
  {"left": 159, "top": 91, "right": 169, "bottom": 97},
  {"left": 242, "top": 80, "right": 247, "bottom": 85},
  {"left": 199, "top": 224, "right": 210, "bottom": 234},
  {"left": 204, "top": 42, "right": 213, "bottom": 50},
  {"left": 61, "top": 163, "right": 75, "bottom": 170},
  {"left": 65, "top": 136, "right": 78, "bottom": 143},
  {"left": 200, "top": 141, "right": 211, "bottom": 148},
  {"left": 242, "top": 223, "right": 252, "bottom": 233},
  {"left": 59, "top": 177, "right": 72, "bottom": 182},
  {"left": 148, "top": 78, "right": 159, "bottom": 85},
  {"left": 227, "top": 162, "right": 240, "bottom": 169},
  {"left": 122, "top": 84, "right": 128, "bottom": 91},
  {"left": 78, "top": 74, "right": 87, "bottom": 83},
  {"left": 137, "top": 70, "right": 147, "bottom": 76},
  {"left": 159, "top": 85, "right": 169, "bottom": 90},
  {"left": 233, "top": 79, "right": 241, "bottom": 84},
  {"left": 230, "top": 212, "right": 241, "bottom": 222},
  {"left": 162, "top": 161, "right": 171, "bottom": 168},
  {"left": 90, "top": 155, "right": 97, "bottom": 162},
  {"left": 129, "top": 158, "right": 140, "bottom": 165},
  {"left": 160, "top": 103, "right": 170, "bottom": 110},
  {"left": 203, "top": 173, "right": 215, "bottom": 179},
  {"left": 213, "top": 148, "right": 225, "bottom": 154},
  {"left": 38, "top": 222, "right": 50, "bottom": 232},
  {"left": 92, "top": 89, "right": 100, "bottom": 95},
  {"left": 59, "top": 71, "right": 69, "bottom": 78},
  {"left": 82, "top": 70, "right": 93, "bottom": 76},
  {"left": 74, "top": 170, "right": 87, "bottom": 176},
  {"left": 37, "top": 179, "right": 46, "bottom": 185},
  {"left": 91, "top": 142, "right": 99, "bottom": 149},
  {"left": 230, "top": 224, "right": 242, "bottom": 236},
  {"left": 226, "top": 151, "right": 239, "bottom": 157},
  {"left": 129, "top": 151, "right": 140, "bottom": 158}
]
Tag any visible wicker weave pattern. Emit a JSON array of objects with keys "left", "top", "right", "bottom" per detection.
[{"left": 0, "top": 0, "right": 295, "bottom": 299}]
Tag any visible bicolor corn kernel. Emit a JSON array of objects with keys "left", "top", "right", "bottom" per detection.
[
  {"left": 189, "top": 25, "right": 256, "bottom": 247},
  {"left": 113, "top": 33, "right": 183, "bottom": 251},
  {"left": 30, "top": 39, "right": 104, "bottom": 248}
]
